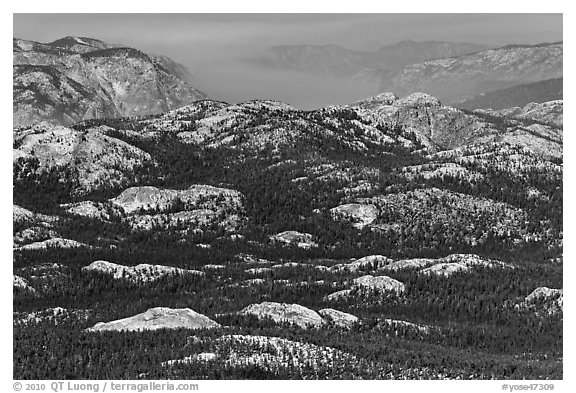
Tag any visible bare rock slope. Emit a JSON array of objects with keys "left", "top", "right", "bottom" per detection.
[
  {"left": 520, "top": 287, "right": 563, "bottom": 316},
  {"left": 318, "top": 308, "right": 359, "bottom": 329},
  {"left": 13, "top": 36, "right": 207, "bottom": 127},
  {"left": 83, "top": 260, "right": 204, "bottom": 283},
  {"left": 13, "top": 122, "right": 152, "bottom": 193},
  {"left": 88, "top": 307, "right": 220, "bottom": 332},
  {"left": 240, "top": 302, "right": 325, "bottom": 329}
]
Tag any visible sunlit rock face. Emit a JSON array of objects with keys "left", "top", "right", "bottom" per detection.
[
  {"left": 82, "top": 260, "right": 204, "bottom": 283},
  {"left": 87, "top": 307, "right": 221, "bottom": 332},
  {"left": 239, "top": 302, "right": 325, "bottom": 329}
]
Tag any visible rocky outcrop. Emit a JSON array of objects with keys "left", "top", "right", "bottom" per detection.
[
  {"left": 239, "top": 302, "right": 324, "bottom": 329},
  {"left": 395, "top": 92, "right": 442, "bottom": 108},
  {"left": 423, "top": 254, "right": 512, "bottom": 277},
  {"left": 14, "top": 307, "right": 91, "bottom": 325},
  {"left": 13, "top": 123, "right": 153, "bottom": 193},
  {"left": 525, "top": 287, "right": 563, "bottom": 303},
  {"left": 330, "top": 255, "right": 393, "bottom": 273},
  {"left": 62, "top": 201, "right": 123, "bottom": 221},
  {"left": 111, "top": 184, "right": 242, "bottom": 214},
  {"left": 420, "top": 263, "right": 470, "bottom": 277},
  {"left": 353, "top": 275, "right": 405, "bottom": 294},
  {"left": 380, "top": 258, "right": 435, "bottom": 272},
  {"left": 378, "top": 318, "right": 437, "bottom": 334},
  {"left": 15, "top": 237, "right": 90, "bottom": 251},
  {"left": 353, "top": 92, "right": 399, "bottom": 109},
  {"left": 325, "top": 275, "right": 405, "bottom": 302},
  {"left": 318, "top": 308, "right": 359, "bottom": 329},
  {"left": 330, "top": 203, "right": 378, "bottom": 229},
  {"left": 13, "top": 275, "right": 36, "bottom": 294},
  {"left": 202, "top": 264, "right": 227, "bottom": 271},
  {"left": 87, "top": 307, "right": 220, "bottom": 332},
  {"left": 108, "top": 184, "right": 245, "bottom": 233},
  {"left": 13, "top": 226, "right": 59, "bottom": 248},
  {"left": 269, "top": 231, "right": 318, "bottom": 249},
  {"left": 351, "top": 92, "right": 503, "bottom": 152},
  {"left": 245, "top": 267, "right": 273, "bottom": 275},
  {"left": 324, "top": 289, "right": 353, "bottom": 301},
  {"left": 381, "top": 254, "right": 513, "bottom": 277},
  {"left": 111, "top": 186, "right": 194, "bottom": 214},
  {"left": 13, "top": 204, "right": 56, "bottom": 226},
  {"left": 520, "top": 287, "right": 563, "bottom": 316},
  {"left": 82, "top": 260, "right": 204, "bottom": 283}
]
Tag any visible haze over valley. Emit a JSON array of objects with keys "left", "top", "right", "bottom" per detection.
[{"left": 14, "top": 14, "right": 562, "bottom": 109}]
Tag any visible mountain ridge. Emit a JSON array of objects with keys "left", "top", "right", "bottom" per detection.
[
  {"left": 13, "top": 36, "right": 208, "bottom": 127},
  {"left": 374, "top": 41, "right": 562, "bottom": 103},
  {"left": 456, "top": 78, "right": 563, "bottom": 110},
  {"left": 248, "top": 40, "right": 489, "bottom": 78}
]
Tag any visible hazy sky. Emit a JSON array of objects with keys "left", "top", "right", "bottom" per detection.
[{"left": 13, "top": 14, "right": 563, "bottom": 108}]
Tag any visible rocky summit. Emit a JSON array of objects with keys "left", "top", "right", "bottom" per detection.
[
  {"left": 520, "top": 287, "right": 563, "bottom": 316},
  {"left": 350, "top": 92, "right": 563, "bottom": 154},
  {"left": 82, "top": 260, "right": 204, "bottom": 283},
  {"left": 13, "top": 36, "right": 207, "bottom": 127},
  {"left": 87, "top": 307, "right": 220, "bottom": 332},
  {"left": 239, "top": 302, "right": 325, "bottom": 329}
]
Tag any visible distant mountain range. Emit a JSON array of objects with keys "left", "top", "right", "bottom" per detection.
[
  {"left": 455, "top": 78, "right": 563, "bottom": 110},
  {"left": 249, "top": 40, "right": 488, "bottom": 78},
  {"left": 244, "top": 40, "right": 562, "bottom": 108},
  {"left": 478, "top": 100, "right": 563, "bottom": 129},
  {"left": 13, "top": 36, "right": 207, "bottom": 127},
  {"left": 376, "top": 42, "right": 563, "bottom": 104},
  {"left": 14, "top": 37, "right": 563, "bottom": 126}
]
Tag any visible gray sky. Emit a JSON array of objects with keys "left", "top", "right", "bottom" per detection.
[{"left": 13, "top": 14, "right": 563, "bottom": 108}]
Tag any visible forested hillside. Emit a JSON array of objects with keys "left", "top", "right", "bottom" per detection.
[{"left": 13, "top": 93, "right": 563, "bottom": 380}]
